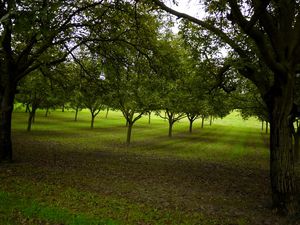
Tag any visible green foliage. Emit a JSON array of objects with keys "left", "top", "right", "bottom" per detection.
[{"left": 16, "top": 71, "right": 52, "bottom": 111}]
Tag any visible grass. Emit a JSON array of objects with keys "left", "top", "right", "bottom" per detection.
[
  {"left": 0, "top": 191, "right": 117, "bottom": 225},
  {"left": 0, "top": 109, "right": 298, "bottom": 224}
]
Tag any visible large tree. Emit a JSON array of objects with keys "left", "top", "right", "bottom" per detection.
[{"left": 152, "top": 0, "right": 300, "bottom": 215}]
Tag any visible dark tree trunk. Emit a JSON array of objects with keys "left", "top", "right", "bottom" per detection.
[
  {"left": 91, "top": 115, "right": 95, "bottom": 129},
  {"left": 267, "top": 80, "right": 297, "bottom": 215},
  {"left": 74, "top": 106, "right": 79, "bottom": 121},
  {"left": 209, "top": 115, "right": 213, "bottom": 126},
  {"left": 25, "top": 103, "right": 30, "bottom": 113},
  {"left": 148, "top": 112, "right": 151, "bottom": 125},
  {"left": 32, "top": 111, "right": 36, "bottom": 123},
  {"left": 266, "top": 121, "right": 269, "bottom": 134},
  {"left": 27, "top": 107, "right": 36, "bottom": 132},
  {"left": 62, "top": 104, "right": 65, "bottom": 112},
  {"left": 125, "top": 120, "right": 129, "bottom": 127},
  {"left": 201, "top": 116, "right": 205, "bottom": 128},
  {"left": 168, "top": 121, "right": 173, "bottom": 137},
  {"left": 105, "top": 107, "right": 109, "bottom": 119},
  {"left": 126, "top": 122, "right": 133, "bottom": 145},
  {"left": 189, "top": 119, "right": 193, "bottom": 133},
  {"left": 45, "top": 108, "right": 49, "bottom": 117},
  {"left": 0, "top": 86, "right": 15, "bottom": 162},
  {"left": 294, "top": 127, "right": 300, "bottom": 163}
]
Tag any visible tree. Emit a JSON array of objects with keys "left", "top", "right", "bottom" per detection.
[
  {"left": 159, "top": 109, "right": 185, "bottom": 137},
  {"left": 152, "top": 0, "right": 300, "bottom": 214},
  {"left": 106, "top": 51, "right": 159, "bottom": 144},
  {"left": 86, "top": 1, "right": 162, "bottom": 144},
  {"left": 156, "top": 75, "right": 187, "bottom": 138},
  {"left": 74, "top": 51, "right": 108, "bottom": 129},
  {"left": 180, "top": 69, "right": 210, "bottom": 133},
  {"left": 152, "top": 39, "right": 192, "bottom": 137},
  {"left": 233, "top": 79, "right": 269, "bottom": 128},
  {"left": 16, "top": 71, "right": 52, "bottom": 131}
]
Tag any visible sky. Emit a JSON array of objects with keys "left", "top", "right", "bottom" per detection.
[
  {"left": 170, "top": 0, "right": 202, "bottom": 18},
  {"left": 164, "top": 0, "right": 204, "bottom": 33},
  {"left": 165, "top": 1, "right": 229, "bottom": 56}
]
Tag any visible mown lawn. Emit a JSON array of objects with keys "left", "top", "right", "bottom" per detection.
[{"left": 0, "top": 109, "right": 299, "bottom": 225}]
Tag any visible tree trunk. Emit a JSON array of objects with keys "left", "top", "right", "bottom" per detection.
[
  {"left": 294, "top": 127, "right": 300, "bottom": 163},
  {"left": 32, "top": 111, "right": 36, "bottom": 123},
  {"left": 168, "top": 121, "right": 173, "bottom": 137},
  {"left": 209, "top": 115, "right": 213, "bottom": 126},
  {"left": 91, "top": 115, "right": 95, "bottom": 129},
  {"left": 27, "top": 108, "right": 36, "bottom": 132},
  {"left": 201, "top": 116, "right": 204, "bottom": 128},
  {"left": 74, "top": 106, "right": 79, "bottom": 121},
  {"left": 0, "top": 86, "right": 15, "bottom": 162},
  {"left": 25, "top": 103, "right": 29, "bottom": 113},
  {"left": 148, "top": 112, "right": 151, "bottom": 125},
  {"left": 105, "top": 107, "right": 109, "bottom": 118},
  {"left": 45, "top": 108, "right": 49, "bottom": 117},
  {"left": 268, "top": 81, "right": 297, "bottom": 215},
  {"left": 62, "top": 104, "right": 65, "bottom": 112},
  {"left": 126, "top": 122, "right": 133, "bottom": 145},
  {"left": 266, "top": 121, "right": 269, "bottom": 134},
  {"left": 189, "top": 119, "right": 193, "bottom": 133},
  {"left": 262, "top": 120, "right": 264, "bottom": 131}
]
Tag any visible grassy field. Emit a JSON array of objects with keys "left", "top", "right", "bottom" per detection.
[{"left": 0, "top": 109, "right": 299, "bottom": 225}]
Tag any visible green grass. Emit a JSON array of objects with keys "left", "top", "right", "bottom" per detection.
[
  {"left": 11, "top": 109, "right": 268, "bottom": 167},
  {"left": 1, "top": 109, "right": 297, "bottom": 225},
  {"left": 0, "top": 191, "right": 118, "bottom": 225}
]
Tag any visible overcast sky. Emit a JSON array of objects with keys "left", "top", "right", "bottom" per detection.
[
  {"left": 171, "top": 0, "right": 202, "bottom": 17},
  {"left": 165, "top": 0, "right": 204, "bottom": 33}
]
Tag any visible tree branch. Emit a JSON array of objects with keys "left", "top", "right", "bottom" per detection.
[
  {"left": 228, "top": 0, "right": 285, "bottom": 74},
  {"left": 151, "top": 0, "right": 249, "bottom": 58}
]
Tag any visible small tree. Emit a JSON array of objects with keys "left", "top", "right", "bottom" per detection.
[{"left": 16, "top": 71, "right": 52, "bottom": 131}]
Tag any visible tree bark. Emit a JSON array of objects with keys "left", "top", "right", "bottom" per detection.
[
  {"left": 32, "top": 111, "right": 36, "bottom": 123},
  {"left": 74, "top": 106, "right": 79, "bottom": 121},
  {"left": 0, "top": 86, "right": 15, "bottom": 162},
  {"left": 25, "top": 103, "right": 29, "bottom": 113},
  {"left": 148, "top": 112, "right": 151, "bottom": 125},
  {"left": 126, "top": 122, "right": 133, "bottom": 145},
  {"left": 105, "top": 107, "right": 109, "bottom": 118},
  {"left": 266, "top": 121, "right": 269, "bottom": 134},
  {"left": 268, "top": 79, "right": 298, "bottom": 215},
  {"left": 168, "top": 121, "right": 173, "bottom": 137},
  {"left": 189, "top": 119, "right": 193, "bottom": 133},
  {"left": 91, "top": 115, "right": 95, "bottom": 129},
  {"left": 45, "top": 108, "right": 49, "bottom": 117},
  {"left": 201, "top": 115, "right": 205, "bottom": 128},
  {"left": 209, "top": 115, "right": 213, "bottom": 126},
  {"left": 27, "top": 107, "right": 36, "bottom": 132},
  {"left": 294, "top": 127, "right": 300, "bottom": 163}
]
